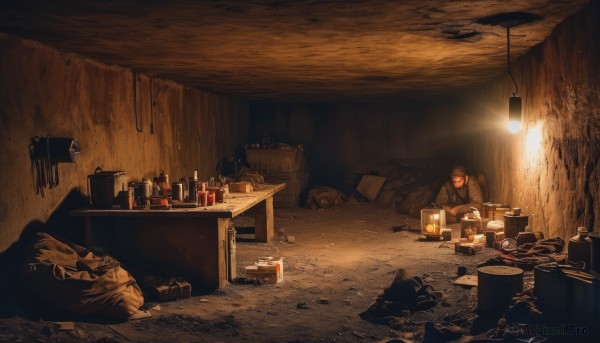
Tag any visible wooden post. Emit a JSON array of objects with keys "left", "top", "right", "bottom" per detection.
[
  {"left": 216, "top": 218, "right": 229, "bottom": 288},
  {"left": 254, "top": 196, "right": 274, "bottom": 242}
]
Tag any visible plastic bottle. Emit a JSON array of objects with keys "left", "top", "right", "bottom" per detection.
[{"left": 568, "top": 227, "right": 592, "bottom": 270}]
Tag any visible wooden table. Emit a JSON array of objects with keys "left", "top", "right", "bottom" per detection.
[{"left": 70, "top": 183, "right": 285, "bottom": 290}]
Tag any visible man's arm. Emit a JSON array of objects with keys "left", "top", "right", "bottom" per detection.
[
  {"left": 435, "top": 182, "right": 454, "bottom": 213},
  {"left": 467, "top": 178, "right": 484, "bottom": 210},
  {"left": 455, "top": 178, "right": 484, "bottom": 215}
]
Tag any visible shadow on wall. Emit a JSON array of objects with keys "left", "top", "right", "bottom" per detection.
[{"left": 0, "top": 189, "right": 89, "bottom": 319}]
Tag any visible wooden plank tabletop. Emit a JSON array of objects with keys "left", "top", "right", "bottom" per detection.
[{"left": 70, "top": 183, "right": 286, "bottom": 219}]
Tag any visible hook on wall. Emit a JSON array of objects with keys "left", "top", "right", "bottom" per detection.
[{"left": 133, "top": 70, "right": 143, "bottom": 133}]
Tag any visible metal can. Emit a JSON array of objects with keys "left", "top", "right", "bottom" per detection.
[
  {"left": 141, "top": 179, "right": 152, "bottom": 198},
  {"left": 189, "top": 178, "right": 198, "bottom": 203},
  {"left": 207, "top": 191, "right": 215, "bottom": 206},
  {"left": 171, "top": 182, "right": 183, "bottom": 201},
  {"left": 197, "top": 190, "right": 208, "bottom": 206}
]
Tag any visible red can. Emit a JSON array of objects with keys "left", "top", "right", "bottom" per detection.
[
  {"left": 207, "top": 191, "right": 215, "bottom": 206},
  {"left": 197, "top": 191, "right": 208, "bottom": 206}
]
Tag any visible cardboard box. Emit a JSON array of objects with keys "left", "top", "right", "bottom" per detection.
[
  {"left": 245, "top": 258, "right": 283, "bottom": 284},
  {"left": 229, "top": 181, "right": 253, "bottom": 193}
]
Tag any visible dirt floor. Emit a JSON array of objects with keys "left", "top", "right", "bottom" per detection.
[{"left": 1, "top": 201, "right": 522, "bottom": 343}]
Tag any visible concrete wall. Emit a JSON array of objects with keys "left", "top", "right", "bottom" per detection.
[
  {"left": 466, "top": 1, "right": 600, "bottom": 239},
  {"left": 0, "top": 34, "right": 249, "bottom": 253}
]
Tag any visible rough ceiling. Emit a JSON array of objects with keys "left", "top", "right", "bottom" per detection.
[{"left": 0, "top": 0, "right": 589, "bottom": 102}]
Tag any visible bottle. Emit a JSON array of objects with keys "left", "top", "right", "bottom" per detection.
[
  {"left": 180, "top": 177, "right": 188, "bottom": 201},
  {"left": 568, "top": 227, "right": 592, "bottom": 270},
  {"left": 469, "top": 207, "right": 483, "bottom": 234},
  {"left": 163, "top": 174, "right": 170, "bottom": 196},
  {"left": 262, "top": 132, "right": 270, "bottom": 149},
  {"left": 158, "top": 170, "right": 167, "bottom": 193},
  {"left": 189, "top": 171, "right": 198, "bottom": 204}
]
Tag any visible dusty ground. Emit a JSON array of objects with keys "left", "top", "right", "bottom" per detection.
[{"left": 0, "top": 201, "right": 510, "bottom": 343}]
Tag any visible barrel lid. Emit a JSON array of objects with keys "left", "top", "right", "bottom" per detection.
[
  {"left": 478, "top": 265, "right": 523, "bottom": 276},
  {"left": 486, "top": 203, "right": 510, "bottom": 208},
  {"left": 503, "top": 213, "right": 528, "bottom": 219}
]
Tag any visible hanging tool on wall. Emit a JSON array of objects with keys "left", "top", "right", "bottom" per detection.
[
  {"left": 29, "top": 136, "right": 80, "bottom": 196},
  {"left": 150, "top": 76, "right": 155, "bottom": 134},
  {"left": 133, "top": 70, "right": 143, "bottom": 133}
]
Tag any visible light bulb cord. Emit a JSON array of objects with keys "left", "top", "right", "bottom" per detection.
[{"left": 507, "top": 26, "right": 519, "bottom": 97}]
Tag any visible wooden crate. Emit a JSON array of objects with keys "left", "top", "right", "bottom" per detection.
[
  {"left": 245, "top": 147, "right": 306, "bottom": 173},
  {"left": 263, "top": 171, "right": 308, "bottom": 208}
]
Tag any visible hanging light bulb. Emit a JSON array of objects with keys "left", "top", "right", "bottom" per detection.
[
  {"left": 506, "top": 26, "right": 521, "bottom": 133},
  {"left": 508, "top": 96, "right": 521, "bottom": 133}
]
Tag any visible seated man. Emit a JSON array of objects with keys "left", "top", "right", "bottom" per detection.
[{"left": 435, "top": 165, "right": 483, "bottom": 223}]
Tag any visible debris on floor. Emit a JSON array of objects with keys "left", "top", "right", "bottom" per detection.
[
  {"left": 479, "top": 237, "right": 566, "bottom": 270},
  {"left": 453, "top": 275, "right": 478, "bottom": 287},
  {"left": 142, "top": 276, "right": 192, "bottom": 302},
  {"left": 360, "top": 269, "right": 438, "bottom": 326},
  {"left": 53, "top": 321, "right": 75, "bottom": 331},
  {"left": 392, "top": 224, "right": 409, "bottom": 232},
  {"left": 306, "top": 186, "right": 347, "bottom": 209}
]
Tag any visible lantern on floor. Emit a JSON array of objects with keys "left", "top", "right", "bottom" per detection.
[
  {"left": 420, "top": 209, "right": 446, "bottom": 239},
  {"left": 461, "top": 214, "right": 482, "bottom": 241}
]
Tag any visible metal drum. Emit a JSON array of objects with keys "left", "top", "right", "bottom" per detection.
[{"left": 477, "top": 265, "right": 523, "bottom": 313}]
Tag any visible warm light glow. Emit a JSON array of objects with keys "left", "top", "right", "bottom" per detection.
[
  {"left": 433, "top": 214, "right": 439, "bottom": 220},
  {"left": 507, "top": 120, "right": 521, "bottom": 133},
  {"left": 525, "top": 122, "right": 543, "bottom": 157}
]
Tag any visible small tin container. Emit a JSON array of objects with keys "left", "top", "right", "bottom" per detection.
[
  {"left": 171, "top": 182, "right": 183, "bottom": 201},
  {"left": 118, "top": 188, "right": 134, "bottom": 210}
]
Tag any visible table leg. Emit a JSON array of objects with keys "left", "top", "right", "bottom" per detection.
[
  {"left": 217, "top": 218, "right": 229, "bottom": 288},
  {"left": 83, "top": 217, "right": 93, "bottom": 247},
  {"left": 254, "top": 196, "right": 274, "bottom": 242}
]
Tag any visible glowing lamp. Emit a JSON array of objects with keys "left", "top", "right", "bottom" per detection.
[
  {"left": 508, "top": 96, "right": 522, "bottom": 133},
  {"left": 421, "top": 209, "right": 446, "bottom": 239}
]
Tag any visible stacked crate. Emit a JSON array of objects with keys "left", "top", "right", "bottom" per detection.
[{"left": 245, "top": 146, "right": 308, "bottom": 207}]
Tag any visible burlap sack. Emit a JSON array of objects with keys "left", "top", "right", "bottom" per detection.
[{"left": 21, "top": 232, "right": 144, "bottom": 320}]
